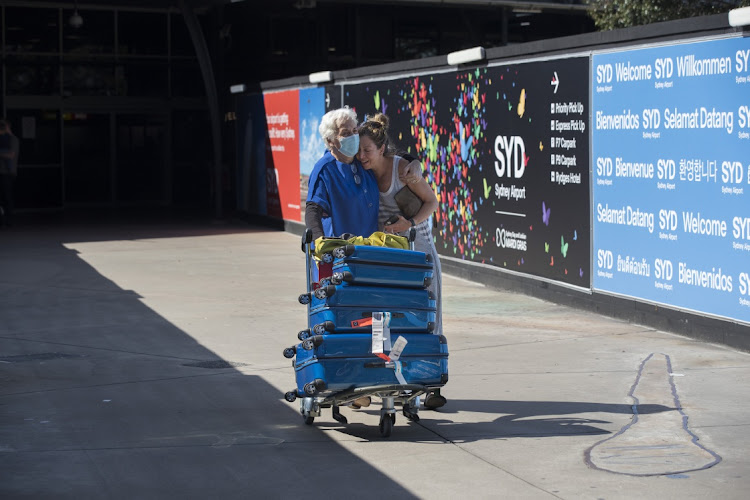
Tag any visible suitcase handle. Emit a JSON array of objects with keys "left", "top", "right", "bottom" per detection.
[
  {"left": 364, "top": 360, "right": 408, "bottom": 368},
  {"left": 361, "top": 312, "right": 405, "bottom": 319}
]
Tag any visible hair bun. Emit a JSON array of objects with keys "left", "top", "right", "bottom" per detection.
[{"left": 372, "top": 113, "right": 389, "bottom": 130}]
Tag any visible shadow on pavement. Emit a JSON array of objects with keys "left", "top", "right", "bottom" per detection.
[
  {"left": 327, "top": 400, "right": 674, "bottom": 442},
  {"left": 0, "top": 218, "right": 418, "bottom": 498}
]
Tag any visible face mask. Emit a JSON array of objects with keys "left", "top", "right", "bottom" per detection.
[{"left": 337, "top": 134, "right": 360, "bottom": 158}]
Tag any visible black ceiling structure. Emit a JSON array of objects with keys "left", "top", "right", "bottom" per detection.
[
  {"left": 9, "top": 0, "right": 595, "bottom": 85},
  {"left": 1, "top": 0, "right": 594, "bottom": 218}
]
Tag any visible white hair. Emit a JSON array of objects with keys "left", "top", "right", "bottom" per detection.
[{"left": 318, "top": 107, "right": 357, "bottom": 143}]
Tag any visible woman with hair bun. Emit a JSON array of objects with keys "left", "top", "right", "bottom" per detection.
[{"left": 358, "top": 113, "right": 446, "bottom": 409}]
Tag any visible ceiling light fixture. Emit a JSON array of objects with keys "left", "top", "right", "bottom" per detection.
[
  {"left": 69, "top": 1, "right": 83, "bottom": 29},
  {"left": 728, "top": 6, "right": 750, "bottom": 27},
  {"left": 447, "top": 46, "right": 486, "bottom": 66},
  {"left": 309, "top": 71, "right": 333, "bottom": 84}
]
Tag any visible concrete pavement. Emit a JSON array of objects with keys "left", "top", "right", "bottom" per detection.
[{"left": 1, "top": 219, "right": 749, "bottom": 499}]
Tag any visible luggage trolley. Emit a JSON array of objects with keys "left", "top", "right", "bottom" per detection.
[{"left": 283, "top": 229, "right": 449, "bottom": 437}]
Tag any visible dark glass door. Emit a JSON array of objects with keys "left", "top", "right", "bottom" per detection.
[
  {"left": 63, "top": 113, "right": 111, "bottom": 203},
  {"left": 116, "top": 114, "right": 167, "bottom": 203}
]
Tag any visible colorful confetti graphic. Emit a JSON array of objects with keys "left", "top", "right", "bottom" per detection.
[{"left": 344, "top": 57, "right": 590, "bottom": 286}]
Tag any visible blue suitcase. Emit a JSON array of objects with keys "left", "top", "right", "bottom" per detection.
[
  {"left": 308, "top": 284, "right": 436, "bottom": 333},
  {"left": 330, "top": 245, "right": 434, "bottom": 289},
  {"left": 286, "top": 229, "right": 449, "bottom": 437},
  {"left": 292, "top": 333, "right": 449, "bottom": 396},
  {"left": 309, "top": 283, "right": 434, "bottom": 310},
  {"left": 308, "top": 307, "right": 436, "bottom": 334}
]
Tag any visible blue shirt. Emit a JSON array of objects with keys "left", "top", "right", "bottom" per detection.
[{"left": 307, "top": 150, "right": 379, "bottom": 237}]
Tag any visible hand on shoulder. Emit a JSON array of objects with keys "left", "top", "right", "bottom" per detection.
[{"left": 399, "top": 157, "right": 423, "bottom": 185}]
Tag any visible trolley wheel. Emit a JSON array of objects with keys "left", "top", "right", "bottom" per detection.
[
  {"left": 284, "top": 391, "right": 297, "bottom": 403},
  {"left": 304, "top": 415, "right": 315, "bottom": 425},
  {"left": 298, "top": 328, "right": 311, "bottom": 341},
  {"left": 313, "top": 321, "right": 335, "bottom": 335},
  {"left": 304, "top": 382, "right": 317, "bottom": 396},
  {"left": 379, "top": 414, "right": 393, "bottom": 437},
  {"left": 283, "top": 346, "right": 296, "bottom": 359},
  {"left": 319, "top": 277, "right": 331, "bottom": 287},
  {"left": 332, "top": 246, "right": 347, "bottom": 259},
  {"left": 322, "top": 252, "right": 334, "bottom": 264},
  {"left": 391, "top": 413, "right": 396, "bottom": 424},
  {"left": 312, "top": 323, "right": 327, "bottom": 335},
  {"left": 314, "top": 285, "right": 336, "bottom": 300},
  {"left": 298, "top": 293, "right": 311, "bottom": 305},
  {"left": 302, "top": 335, "right": 323, "bottom": 351}
]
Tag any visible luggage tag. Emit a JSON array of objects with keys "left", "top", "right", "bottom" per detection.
[
  {"left": 389, "top": 336, "right": 407, "bottom": 361},
  {"left": 371, "top": 312, "right": 392, "bottom": 354},
  {"left": 390, "top": 336, "right": 408, "bottom": 385},
  {"left": 372, "top": 312, "right": 384, "bottom": 354},
  {"left": 351, "top": 317, "right": 373, "bottom": 328},
  {"left": 383, "top": 312, "right": 392, "bottom": 351}
]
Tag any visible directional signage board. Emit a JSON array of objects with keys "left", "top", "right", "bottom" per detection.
[
  {"left": 345, "top": 56, "right": 591, "bottom": 287},
  {"left": 592, "top": 37, "right": 750, "bottom": 324}
]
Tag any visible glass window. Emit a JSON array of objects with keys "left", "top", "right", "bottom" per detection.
[
  {"left": 116, "top": 63, "right": 168, "bottom": 97},
  {"left": 63, "top": 64, "right": 116, "bottom": 96},
  {"left": 16, "top": 167, "right": 63, "bottom": 209},
  {"left": 63, "top": 9, "right": 115, "bottom": 55},
  {"left": 6, "top": 62, "right": 60, "bottom": 95},
  {"left": 171, "top": 63, "right": 204, "bottom": 97},
  {"left": 395, "top": 37, "right": 438, "bottom": 60},
  {"left": 118, "top": 12, "right": 167, "bottom": 56},
  {"left": 170, "top": 13, "right": 195, "bottom": 57},
  {"left": 116, "top": 114, "right": 167, "bottom": 202},
  {"left": 5, "top": 110, "right": 61, "bottom": 165},
  {"left": 63, "top": 113, "right": 111, "bottom": 203},
  {"left": 318, "top": 9, "right": 354, "bottom": 62},
  {"left": 172, "top": 111, "right": 211, "bottom": 206},
  {"left": 5, "top": 7, "right": 60, "bottom": 54},
  {"left": 395, "top": 19, "right": 439, "bottom": 60}
]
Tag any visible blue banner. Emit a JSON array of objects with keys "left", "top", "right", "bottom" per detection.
[
  {"left": 299, "top": 87, "right": 326, "bottom": 178},
  {"left": 592, "top": 37, "right": 750, "bottom": 324}
]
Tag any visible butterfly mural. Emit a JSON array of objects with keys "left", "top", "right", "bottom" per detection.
[
  {"left": 459, "top": 125, "right": 472, "bottom": 162},
  {"left": 542, "top": 202, "right": 551, "bottom": 226},
  {"left": 340, "top": 61, "right": 591, "bottom": 289},
  {"left": 517, "top": 88, "right": 526, "bottom": 118}
]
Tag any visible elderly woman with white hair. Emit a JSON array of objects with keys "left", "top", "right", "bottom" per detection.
[{"left": 305, "top": 107, "right": 420, "bottom": 240}]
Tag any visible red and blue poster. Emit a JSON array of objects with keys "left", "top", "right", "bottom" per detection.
[{"left": 263, "top": 89, "right": 300, "bottom": 220}]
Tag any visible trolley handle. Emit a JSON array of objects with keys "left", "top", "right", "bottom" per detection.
[
  {"left": 301, "top": 228, "right": 313, "bottom": 253},
  {"left": 385, "top": 216, "right": 416, "bottom": 248}
]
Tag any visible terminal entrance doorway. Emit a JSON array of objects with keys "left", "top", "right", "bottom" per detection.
[
  {"left": 62, "top": 112, "right": 168, "bottom": 206},
  {"left": 116, "top": 114, "right": 168, "bottom": 205}
]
